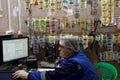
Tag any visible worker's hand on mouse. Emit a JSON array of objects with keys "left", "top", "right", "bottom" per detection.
[{"left": 12, "top": 70, "right": 29, "bottom": 79}]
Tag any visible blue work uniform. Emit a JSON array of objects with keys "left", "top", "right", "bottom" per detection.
[{"left": 28, "top": 50, "right": 98, "bottom": 80}]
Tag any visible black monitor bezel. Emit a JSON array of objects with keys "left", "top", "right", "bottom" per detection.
[
  {"left": 1, "top": 37, "right": 29, "bottom": 65},
  {"left": 0, "top": 34, "right": 12, "bottom": 65}
]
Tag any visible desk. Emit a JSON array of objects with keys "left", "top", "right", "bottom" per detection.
[
  {"left": 0, "top": 64, "right": 27, "bottom": 80},
  {"left": 0, "top": 61, "right": 55, "bottom": 80}
]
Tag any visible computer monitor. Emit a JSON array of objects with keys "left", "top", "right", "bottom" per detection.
[
  {"left": 1, "top": 37, "right": 29, "bottom": 65},
  {"left": 0, "top": 34, "right": 12, "bottom": 65},
  {"left": 0, "top": 34, "right": 12, "bottom": 40}
]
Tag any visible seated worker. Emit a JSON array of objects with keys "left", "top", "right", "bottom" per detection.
[{"left": 12, "top": 36, "right": 98, "bottom": 80}]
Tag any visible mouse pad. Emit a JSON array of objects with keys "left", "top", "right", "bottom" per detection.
[{"left": 0, "top": 72, "right": 15, "bottom": 80}]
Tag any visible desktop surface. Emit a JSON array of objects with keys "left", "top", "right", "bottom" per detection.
[
  {"left": 0, "top": 72, "right": 14, "bottom": 80},
  {"left": 0, "top": 63, "right": 26, "bottom": 80},
  {"left": 0, "top": 71, "right": 23, "bottom": 80},
  {"left": 0, "top": 63, "right": 24, "bottom": 72},
  {"left": 0, "top": 61, "right": 55, "bottom": 80}
]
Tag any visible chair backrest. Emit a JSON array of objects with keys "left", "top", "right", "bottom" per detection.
[{"left": 94, "top": 62, "right": 118, "bottom": 80}]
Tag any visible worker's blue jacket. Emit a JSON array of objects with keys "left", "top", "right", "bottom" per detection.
[{"left": 28, "top": 50, "right": 98, "bottom": 80}]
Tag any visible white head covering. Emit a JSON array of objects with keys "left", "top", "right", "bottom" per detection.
[{"left": 59, "top": 36, "right": 80, "bottom": 52}]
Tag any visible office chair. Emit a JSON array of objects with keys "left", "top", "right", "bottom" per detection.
[{"left": 94, "top": 62, "right": 118, "bottom": 80}]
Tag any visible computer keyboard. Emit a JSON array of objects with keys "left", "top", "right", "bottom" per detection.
[
  {"left": 0, "top": 65, "right": 22, "bottom": 72},
  {"left": 0, "top": 66, "right": 9, "bottom": 71},
  {"left": 11, "top": 66, "right": 21, "bottom": 71}
]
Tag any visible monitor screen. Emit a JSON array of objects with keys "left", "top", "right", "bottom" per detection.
[{"left": 1, "top": 37, "right": 29, "bottom": 63}]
